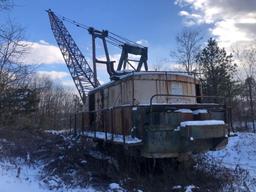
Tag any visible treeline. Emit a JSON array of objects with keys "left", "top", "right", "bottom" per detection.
[
  {"left": 0, "top": 0, "right": 79, "bottom": 130},
  {"left": 0, "top": 73, "right": 78, "bottom": 130},
  {"left": 173, "top": 29, "right": 256, "bottom": 132}
]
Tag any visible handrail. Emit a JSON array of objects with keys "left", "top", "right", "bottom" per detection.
[{"left": 148, "top": 94, "right": 231, "bottom": 132}]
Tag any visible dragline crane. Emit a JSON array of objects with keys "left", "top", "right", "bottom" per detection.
[
  {"left": 46, "top": 10, "right": 229, "bottom": 160},
  {"left": 47, "top": 9, "right": 148, "bottom": 104}
]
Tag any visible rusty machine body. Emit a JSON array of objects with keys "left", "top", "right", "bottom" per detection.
[{"left": 47, "top": 10, "right": 228, "bottom": 158}]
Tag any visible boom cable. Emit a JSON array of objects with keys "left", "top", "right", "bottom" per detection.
[{"left": 55, "top": 12, "right": 145, "bottom": 49}]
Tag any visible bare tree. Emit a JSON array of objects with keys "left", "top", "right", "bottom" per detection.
[
  {"left": 171, "top": 28, "right": 203, "bottom": 73},
  {"left": 233, "top": 44, "right": 256, "bottom": 79},
  {"left": 29, "top": 76, "right": 77, "bottom": 130},
  {"left": 0, "top": 4, "right": 35, "bottom": 127},
  {"left": 0, "top": 22, "right": 31, "bottom": 93},
  {"left": 0, "top": 0, "right": 13, "bottom": 11},
  {"left": 233, "top": 44, "right": 256, "bottom": 132}
]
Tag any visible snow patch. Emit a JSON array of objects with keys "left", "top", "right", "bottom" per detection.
[
  {"left": 0, "top": 161, "right": 95, "bottom": 192},
  {"left": 185, "top": 185, "right": 198, "bottom": 192},
  {"left": 172, "top": 185, "right": 182, "bottom": 189},
  {"left": 180, "top": 120, "right": 225, "bottom": 127},
  {"left": 45, "top": 129, "right": 70, "bottom": 135},
  {"left": 192, "top": 109, "right": 208, "bottom": 114},
  {"left": 109, "top": 183, "right": 120, "bottom": 189},
  {"left": 174, "top": 108, "right": 208, "bottom": 114},
  {"left": 207, "top": 132, "right": 256, "bottom": 178},
  {"left": 174, "top": 109, "right": 192, "bottom": 113},
  {"left": 83, "top": 131, "right": 142, "bottom": 144},
  {"left": 108, "top": 183, "right": 125, "bottom": 192}
]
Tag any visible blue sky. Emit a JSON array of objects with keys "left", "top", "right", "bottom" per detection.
[
  {"left": 1, "top": 0, "right": 193, "bottom": 85},
  {"left": 10, "top": 0, "right": 182, "bottom": 45},
  {"left": 8, "top": 0, "right": 187, "bottom": 61},
  {"left": 1, "top": 0, "right": 255, "bottom": 87}
]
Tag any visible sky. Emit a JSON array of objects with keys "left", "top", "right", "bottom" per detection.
[{"left": 1, "top": 0, "right": 256, "bottom": 89}]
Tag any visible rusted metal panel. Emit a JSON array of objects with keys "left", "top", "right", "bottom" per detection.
[
  {"left": 121, "top": 80, "right": 133, "bottom": 105},
  {"left": 141, "top": 124, "right": 227, "bottom": 158},
  {"left": 180, "top": 113, "right": 193, "bottom": 121},
  {"left": 134, "top": 80, "right": 157, "bottom": 105},
  {"left": 91, "top": 73, "right": 199, "bottom": 107},
  {"left": 103, "top": 107, "right": 132, "bottom": 135},
  {"left": 84, "top": 112, "right": 90, "bottom": 130},
  {"left": 166, "top": 81, "right": 196, "bottom": 104},
  {"left": 133, "top": 77, "right": 197, "bottom": 105},
  {"left": 170, "top": 81, "right": 183, "bottom": 95},
  {"left": 95, "top": 112, "right": 102, "bottom": 131},
  {"left": 122, "top": 107, "right": 132, "bottom": 135},
  {"left": 94, "top": 91, "right": 102, "bottom": 110},
  {"left": 142, "top": 129, "right": 180, "bottom": 155},
  {"left": 108, "top": 84, "right": 121, "bottom": 108},
  {"left": 194, "top": 113, "right": 212, "bottom": 120},
  {"left": 187, "top": 82, "right": 196, "bottom": 96},
  {"left": 156, "top": 80, "right": 167, "bottom": 103},
  {"left": 103, "top": 88, "right": 109, "bottom": 109},
  {"left": 112, "top": 108, "right": 122, "bottom": 134},
  {"left": 103, "top": 110, "right": 111, "bottom": 133},
  {"left": 180, "top": 124, "right": 227, "bottom": 139}
]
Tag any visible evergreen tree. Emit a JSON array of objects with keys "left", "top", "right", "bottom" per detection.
[{"left": 196, "top": 38, "right": 237, "bottom": 102}]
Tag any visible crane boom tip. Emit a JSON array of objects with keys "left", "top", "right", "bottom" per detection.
[{"left": 46, "top": 9, "right": 53, "bottom": 13}]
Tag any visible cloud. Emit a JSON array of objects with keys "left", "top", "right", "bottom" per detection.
[
  {"left": 178, "top": 10, "right": 204, "bottom": 26},
  {"left": 35, "top": 71, "right": 78, "bottom": 92},
  {"left": 61, "top": 79, "right": 75, "bottom": 87},
  {"left": 36, "top": 71, "right": 70, "bottom": 80},
  {"left": 136, "top": 39, "right": 149, "bottom": 46},
  {"left": 21, "top": 40, "right": 64, "bottom": 65},
  {"left": 175, "top": 0, "right": 256, "bottom": 47},
  {"left": 179, "top": 10, "right": 190, "bottom": 16}
]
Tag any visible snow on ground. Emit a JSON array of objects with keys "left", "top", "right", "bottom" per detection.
[
  {"left": 184, "top": 185, "right": 199, "bottom": 192},
  {"left": 0, "top": 160, "right": 124, "bottom": 192},
  {"left": 0, "top": 162, "right": 47, "bottom": 192},
  {"left": 2, "top": 130, "right": 256, "bottom": 192},
  {"left": 172, "top": 185, "right": 199, "bottom": 192},
  {"left": 0, "top": 160, "right": 96, "bottom": 192},
  {"left": 108, "top": 183, "right": 125, "bottom": 192},
  {"left": 45, "top": 129, "right": 71, "bottom": 135},
  {"left": 207, "top": 132, "right": 256, "bottom": 178}
]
